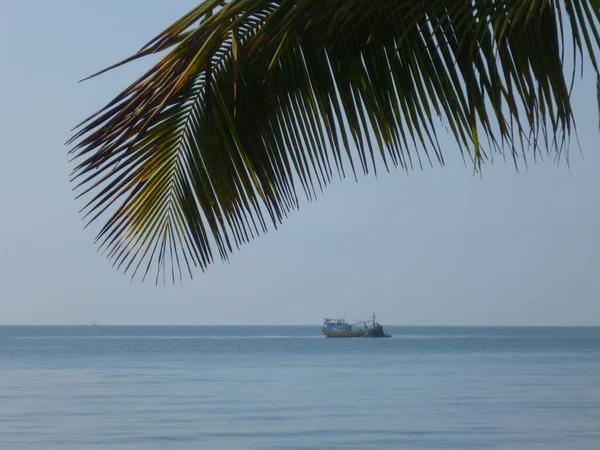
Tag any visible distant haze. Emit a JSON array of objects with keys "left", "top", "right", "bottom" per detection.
[{"left": 1, "top": 1, "right": 599, "bottom": 325}]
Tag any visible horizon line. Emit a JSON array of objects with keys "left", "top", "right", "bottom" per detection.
[{"left": 1, "top": 324, "right": 599, "bottom": 327}]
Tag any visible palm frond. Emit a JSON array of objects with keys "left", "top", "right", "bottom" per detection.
[{"left": 69, "top": 0, "right": 600, "bottom": 282}]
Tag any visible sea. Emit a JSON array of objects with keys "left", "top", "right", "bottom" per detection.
[{"left": 0, "top": 326, "right": 599, "bottom": 450}]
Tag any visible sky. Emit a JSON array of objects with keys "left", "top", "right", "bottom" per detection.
[{"left": 1, "top": 1, "right": 599, "bottom": 326}]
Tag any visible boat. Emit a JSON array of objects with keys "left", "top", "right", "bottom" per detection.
[{"left": 321, "top": 314, "right": 391, "bottom": 338}]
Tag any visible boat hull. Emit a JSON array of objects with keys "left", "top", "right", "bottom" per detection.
[
  {"left": 364, "top": 325, "right": 391, "bottom": 338},
  {"left": 321, "top": 315, "right": 391, "bottom": 338},
  {"left": 321, "top": 328, "right": 368, "bottom": 338}
]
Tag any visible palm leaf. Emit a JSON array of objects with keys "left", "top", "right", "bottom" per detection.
[{"left": 69, "top": 0, "right": 600, "bottom": 283}]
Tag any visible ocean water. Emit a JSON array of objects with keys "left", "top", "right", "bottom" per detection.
[{"left": 0, "top": 326, "right": 599, "bottom": 449}]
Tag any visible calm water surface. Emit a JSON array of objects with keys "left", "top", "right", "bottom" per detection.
[{"left": 1, "top": 326, "right": 599, "bottom": 449}]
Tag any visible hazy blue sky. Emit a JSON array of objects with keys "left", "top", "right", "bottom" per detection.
[{"left": 1, "top": 1, "right": 599, "bottom": 325}]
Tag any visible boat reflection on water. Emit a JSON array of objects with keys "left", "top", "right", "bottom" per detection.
[{"left": 321, "top": 314, "right": 391, "bottom": 338}]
